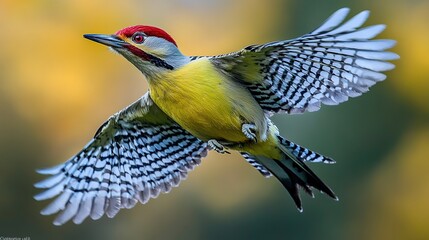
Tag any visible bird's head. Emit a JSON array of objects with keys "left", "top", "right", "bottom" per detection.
[{"left": 84, "top": 25, "right": 189, "bottom": 78}]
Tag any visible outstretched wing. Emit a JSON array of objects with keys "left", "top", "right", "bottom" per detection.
[
  {"left": 210, "top": 8, "right": 399, "bottom": 114},
  {"left": 34, "top": 92, "right": 208, "bottom": 225}
]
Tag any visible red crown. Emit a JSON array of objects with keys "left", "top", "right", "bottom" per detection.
[{"left": 116, "top": 25, "right": 177, "bottom": 46}]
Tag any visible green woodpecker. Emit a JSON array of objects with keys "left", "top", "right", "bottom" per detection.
[{"left": 35, "top": 8, "right": 398, "bottom": 225}]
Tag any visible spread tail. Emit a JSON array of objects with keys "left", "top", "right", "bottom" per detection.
[{"left": 243, "top": 136, "right": 338, "bottom": 211}]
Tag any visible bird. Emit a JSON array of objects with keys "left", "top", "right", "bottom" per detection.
[{"left": 34, "top": 8, "right": 398, "bottom": 225}]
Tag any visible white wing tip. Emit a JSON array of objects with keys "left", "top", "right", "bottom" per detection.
[
  {"left": 311, "top": 8, "right": 351, "bottom": 34},
  {"left": 379, "top": 39, "right": 397, "bottom": 49},
  {"left": 360, "top": 9, "right": 370, "bottom": 15},
  {"left": 336, "top": 7, "right": 351, "bottom": 15},
  {"left": 390, "top": 52, "right": 400, "bottom": 60},
  {"left": 370, "top": 24, "right": 387, "bottom": 35},
  {"left": 34, "top": 192, "right": 52, "bottom": 201},
  {"left": 34, "top": 174, "right": 64, "bottom": 189},
  {"left": 36, "top": 164, "right": 64, "bottom": 175},
  {"left": 53, "top": 220, "right": 63, "bottom": 226},
  {"left": 354, "top": 9, "right": 370, "bottom": 21}
]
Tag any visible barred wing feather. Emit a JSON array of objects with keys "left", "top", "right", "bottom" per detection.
[
  {"left": 211, "top": 8, "right": 399, "bottom": 114},
  {"left": 34, "top": 93, "right": 208, "bottom": 225}
]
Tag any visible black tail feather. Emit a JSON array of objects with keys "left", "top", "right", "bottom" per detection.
[
  {"left": 241, "top": 140, "right": 337, "bottom": 211},
  {"left": 271, "top": 160, "right": 303, "bottom": 211},
  {"left": 274, "top": 160, "right": 315, "bottom": 198},
  {"left": 277, "top": 142, "right": 338, "bottom": 200}
]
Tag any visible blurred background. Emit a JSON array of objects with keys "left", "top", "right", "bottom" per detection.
[{"left": 1, "top": 0, "right": 428, "bottom": 239}]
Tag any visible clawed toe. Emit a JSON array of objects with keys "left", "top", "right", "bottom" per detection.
[
  {"left": 208, "top": 139, "right": 230, "bottom": 154},
  {"left": 242, "top": 123, "right": 257, "bottom": 142}
]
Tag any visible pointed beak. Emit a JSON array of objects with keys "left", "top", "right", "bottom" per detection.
[{"left": 83, "top": 34, "right": 128, "bottom": 48}]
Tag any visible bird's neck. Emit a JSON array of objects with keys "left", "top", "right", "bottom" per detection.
[{"left": 143, "top": 54, "right": 191, "bottom": 81}]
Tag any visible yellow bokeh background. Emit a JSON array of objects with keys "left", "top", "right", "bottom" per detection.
[{"left": 0, "top": 0, "right": 428, "bottom": 239}]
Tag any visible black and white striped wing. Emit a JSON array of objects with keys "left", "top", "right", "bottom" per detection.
[
  {"left": 34, "top": 94, "right": 208, "bottom": 225},
  {"left": 212, "top": 8, "right": 399, "bottom": 114}
]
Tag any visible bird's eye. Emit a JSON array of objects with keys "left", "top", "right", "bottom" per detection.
[{"left": 132, "top": 33, "right": 145, "bottom": 44}]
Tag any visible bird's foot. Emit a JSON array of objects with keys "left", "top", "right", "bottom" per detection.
[
  {"left": 242, "top": 123, "right": 257, "bottom": 142},
  {"left": 208, "top": 139, "right": 230, "bottom": 154}
]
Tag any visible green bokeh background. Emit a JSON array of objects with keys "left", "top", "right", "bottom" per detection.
[{"left": 1, "top": 0, "right": 428, "bottom": 239}]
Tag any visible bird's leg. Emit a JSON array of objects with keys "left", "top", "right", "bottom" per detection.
[
  {"left": 242, "top": 123, "right": 257, "bottom": 142},
  {"left": 208, "top": 139, "right": 230, "bottom": 154}
]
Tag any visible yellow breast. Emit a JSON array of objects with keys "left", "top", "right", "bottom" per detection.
[{"left": 149, "top": 58, "right": 261, "bottom": 142}]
